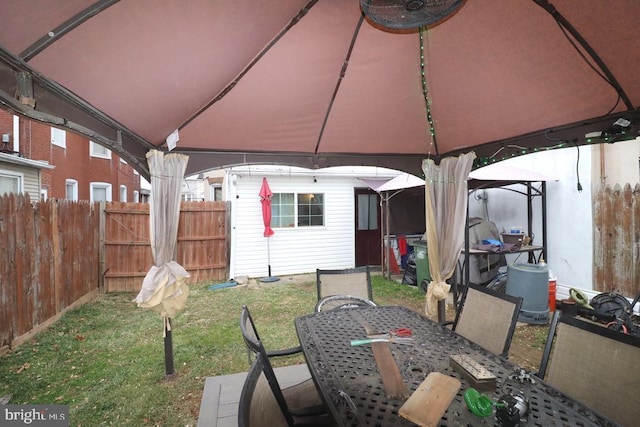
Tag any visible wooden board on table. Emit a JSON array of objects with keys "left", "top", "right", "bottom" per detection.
[
  {"left": 399, "top": 372, "right": 461, "bottom": 427},
  {"left": 370, "top": 341, "right": 409, "bottom": 399}
]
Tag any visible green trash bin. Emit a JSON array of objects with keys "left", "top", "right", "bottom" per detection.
[{"left": 410, "top": 240, "right": 431, "bottom": 293}]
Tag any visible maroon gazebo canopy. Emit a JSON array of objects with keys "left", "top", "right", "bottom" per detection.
[{"left": 0, "top": 0, "right": 638, "bottom": 178}]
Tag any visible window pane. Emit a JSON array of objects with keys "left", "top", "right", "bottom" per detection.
[
  {"left": 298, "top": 193, "right": 323, "bottom": 227},
  {"left": 358, "top": 194, "right": 378, "bottom": 230},
  {"left": 272, "top": 193, "right": 295, "bottom": 228},
  {"left": 0, "top": 175, "right": 19, "bottom": 195},
  {"left": 368, "top": 194, "right": 378, "bottom": 230},
  {"left": 51, "top": 128, "right": 66, "bottom": 147},
  {"left": 66, "top": 180, "right": 78, "bottom": 201},
  {"left": 93, "top": 187, "right": 107, "bottom": 202}
]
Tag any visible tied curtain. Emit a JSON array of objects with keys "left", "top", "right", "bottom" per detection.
[
  {"left": 134, "top": 149, "right": 190, "bottom": 318},
  {"left": 422, "top": 152, "right": 476, "bottom": 318}
]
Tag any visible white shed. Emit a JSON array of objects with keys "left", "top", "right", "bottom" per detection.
[{"left": 225, "top": 165, "right": 407, "bottom": 279}]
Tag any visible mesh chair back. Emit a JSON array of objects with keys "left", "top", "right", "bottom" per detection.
[
  {"left": 316, "top": 266, "right": 373, "bottom": 301},
  {"left": 453, "top": 284, "right": 523, "bottom": 357},
  {"left": 542, "top": 314, "right": 640, "bottom": 427}
]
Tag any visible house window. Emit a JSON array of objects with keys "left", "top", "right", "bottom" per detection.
[
  {"left": 133, "top": 190, "right": 139, "bottom": 203},
  {"left": 297, "top": 193, "right": 324, "bottom": 226},
  {"left": 210, "top": 184, "right": 222, "bottom": 201},
  {"left": 40, "top": 189, "right": 47, "bottom": 201},
  {"left": 0, "top": 170, "right": 22, "bottom": 195},
  {"left": 51, "top": 127, "right": 66, "bottom": 148},
  {"left": 90, "top": 141, "right": 111, "bottom": 159},
  {"left": 65, "top": 179, "right": 78, "bottom": 201},
  {"left": 90, "top": 182, "right": 112, "bottom": 202},
  {"left": 120, "top": 185, "right": 127, "bottom": 202},
  {"left": 271, "top": 192, "right": 324, "bottom": 228}
]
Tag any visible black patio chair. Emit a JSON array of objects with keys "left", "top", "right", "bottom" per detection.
[
  {"left": 240, "top": 304, "right": 303, "bottom": 365},
  {"left": 316, "top": 266, "right": 373, "bottom": 302},
  {"left": 239, "top": 306, "right": 333, "bottom": 427},
  {"left": 536, "top": 311, "right": 640, "bottom": 426}
]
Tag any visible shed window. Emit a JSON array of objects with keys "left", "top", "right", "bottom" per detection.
[
  {"left": 271, "top": 192, "right": 324, "bottom": 228},
  {"left": 297, "top": 193, "right": 324, "bottom": 226},
  {"left": 271, "top": 193, "right": 295, "bottom": 228}
]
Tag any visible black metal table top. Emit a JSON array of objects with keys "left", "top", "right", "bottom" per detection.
[{"left": 294, "top": 305, "right": 618, "bottom": 427}]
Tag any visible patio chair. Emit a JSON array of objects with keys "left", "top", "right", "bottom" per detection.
[
  {"left": 452, "top": 283, "right": 523, "bottom": 358},
  {"left": 239, "top": 306, "right": 332, "bottom": 427},
  {"left": 316, "top": 266, "right": 373, "bottom": 302},
  {"left": 240, "top": 305, "right": 303, "bottom": 365},
  {"left": 536, "top": 312, "right": 640, "bottom": 427},
  {"left": 315, "top": 294, "right": 377, "bottom": 312}
]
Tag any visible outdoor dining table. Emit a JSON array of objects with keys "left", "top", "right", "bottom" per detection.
[{"left": 294, "top": 305, "right": 618, "bottom": 427}]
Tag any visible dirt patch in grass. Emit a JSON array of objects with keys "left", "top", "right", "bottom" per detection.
[{"left": 509, "top": 322, "right": 548, "bottom": 372}]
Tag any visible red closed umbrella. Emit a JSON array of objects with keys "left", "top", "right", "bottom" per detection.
[{"left": 259, "top": 177, "right": 279, "bottom": 282}]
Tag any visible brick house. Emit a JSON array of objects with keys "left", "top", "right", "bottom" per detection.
[{"left": 0, "top": 109, "right": 141, "bottom": 202}]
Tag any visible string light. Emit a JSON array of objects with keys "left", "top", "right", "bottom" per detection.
[
  {"left": 472, "top": 133, "right": 636, "bottom": 168},
  {"left": 419, "top": 27, "right": 436, "bottom": 156}
]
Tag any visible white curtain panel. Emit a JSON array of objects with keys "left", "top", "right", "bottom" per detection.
[{"left": 422, "top": 152, "right": 476, "bottom": 318}]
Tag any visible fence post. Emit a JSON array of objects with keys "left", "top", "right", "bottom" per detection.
[{"left": 99, "top": 201, "right": 106, "bottom": 293}]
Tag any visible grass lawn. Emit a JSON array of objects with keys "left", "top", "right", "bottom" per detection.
[
  {"left": 0, "top": 274, "right": 546, "bottom": 426},
  {"left": 0, "top": 274, "right": 428, "bottom": 426}
]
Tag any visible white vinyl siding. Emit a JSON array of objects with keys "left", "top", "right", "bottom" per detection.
[{"left": 231, "top": 173, "right": 358, "bottom": 278}]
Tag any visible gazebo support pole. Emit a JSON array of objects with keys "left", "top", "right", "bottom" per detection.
[{"left": 164, "top": 317, "right": 176, "bottom": 380}]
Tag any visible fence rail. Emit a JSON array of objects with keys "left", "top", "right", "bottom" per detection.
[{"left": 1, "top": 196, "right": 229, "bottom": 351}]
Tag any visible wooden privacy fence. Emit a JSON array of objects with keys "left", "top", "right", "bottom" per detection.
[
  {"left": 102, "top": 201, "right": 229, "bottom": 292},
  {"left": 1, "top": 196, "right": 229, "bottom": 351},
  {"left": 594, "top": 183, "right": 640, "bottom": 298},
  {"left": 0, "top": 194, "right": 100, "bottom": 350}
]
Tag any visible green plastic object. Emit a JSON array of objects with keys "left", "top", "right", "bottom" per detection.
[
  {"left": 410, "top": 241, "right": 431, "bottom": 292},
  {"left": 463, "top": 388, "right": 502, "bottom": 417}
]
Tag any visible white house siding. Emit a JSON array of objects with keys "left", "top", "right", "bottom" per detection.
[{"left": 229, "top": 167, "right": 397, "bottom": 279}]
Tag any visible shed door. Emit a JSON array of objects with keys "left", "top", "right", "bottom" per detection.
[{"left": 355, "top": 189, "right": 381, "bottom": 267}]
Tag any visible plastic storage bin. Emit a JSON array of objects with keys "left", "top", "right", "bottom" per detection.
[{"left": 505, "top": 263, "right": 549, "bottom": 324}]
